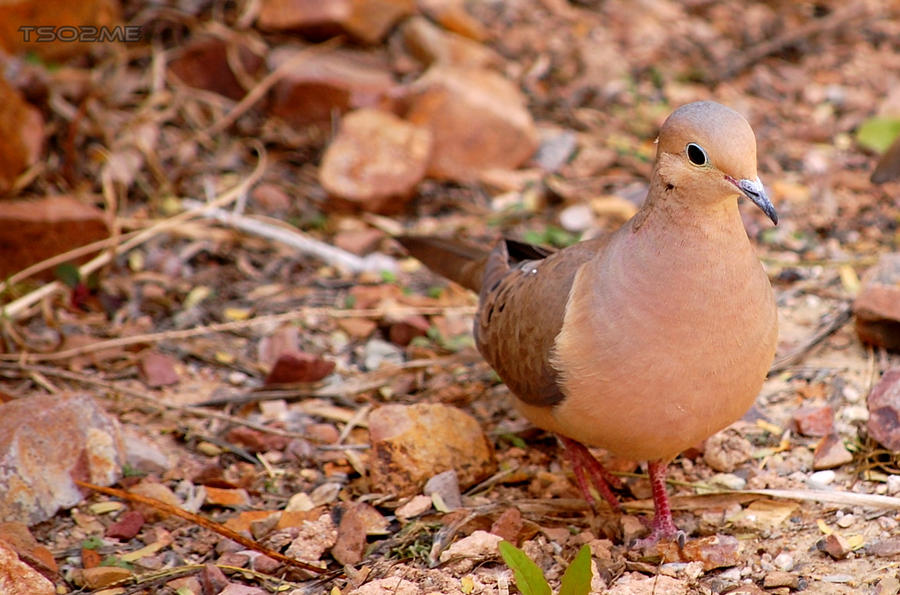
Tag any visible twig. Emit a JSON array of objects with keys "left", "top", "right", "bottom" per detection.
[
  {"left": 181, "top": 199, "right": 397, "bottom": 273},
  {"left": 0, "top": 144, "right": 268, "bottom": 321},
  {"left": 74, "top": 480, "right": 332, "bottom": 575},
  {"left": 712, "top": 4, "right": 866, "bottom": 82},
  {"left": 768, "top": 301, "right": 854, "bottom": 374},
  {"left": 0, "top": 306, "right": 474, "bottom": 363}
]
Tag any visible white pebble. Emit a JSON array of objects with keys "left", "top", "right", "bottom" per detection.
[
  {"left": 807, "top": 470, "right": 836, "bottom": 489},
  {"left": 837, "top": 514, "right": 855, "bottom": 528},
  {"left": 886, "top": 475, "right": 900, "bottom": 496},
  {"left": 774, "top": 552, "right": 794, "bottom": 571}
]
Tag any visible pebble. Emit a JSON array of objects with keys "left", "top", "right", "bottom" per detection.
[
  {"left": 773, "top": 552, "right": 794, "bottom": 571},
  {"left": 363, "top": 338, "right": 404, "bottom": 371},
  {"left": 709, "top": 472, "right": 747, "bottom": 490},
  {"left": 886, "top": 474, "right": 900, "bottom": 496},
  {"left": 807, "top": 470, "right": 836, "bottom": 489},
  {"left": 558, "top": 203, "right": 595, "bottom": 232},
  {"left": 836, "top": 513, "right": 855, "bottom": 528}
]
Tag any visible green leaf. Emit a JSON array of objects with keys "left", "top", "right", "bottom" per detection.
[
  {"left": 54, "top": 263, "right": 80, "bottom": 288},
  {"left": 856, "top": 117, "right": 900, "bottom": 153},
  {"left": 559, "top": 544, "right": 593, "bottom": 595},
  {"left": 498, "top": 541, "right": 551, "bottom": 595}
]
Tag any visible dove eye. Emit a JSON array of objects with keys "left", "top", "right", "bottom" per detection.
[{"left": 686, "top": 142, "right": 708, "bottom": 166}]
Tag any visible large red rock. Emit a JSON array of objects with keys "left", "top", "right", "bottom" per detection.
[
  {"left": 319, "top": 108, "right": 431, "bottom": 213},
  {"left": 405, "top": 66, "right": 538, "bottom": 182},
  {"left": 368, "top": 403, "right": 496, "bottom": 496},
  {"left": 0, "top": 393, "right": 124, "bottom": 525},
  {"left": 258, "top": 0, "right": 414, "bottom": 43},
  {"left": 855, "top": 253, "right": 900, "bottom": 351},
  {"left": 0, "top": 539, "right": 54, "bottom": 595},
  {"left": 268, "top": 47, "right": 396, "bottom": 127},
  {"left": 0, "top": 76, "right": 43, "bottom": 196},
  {"left": 0, "top": 195, "right": 109, "bottom": 279},
  {"left": 168, "top": 35, "right": 265, "bottom": 100}
]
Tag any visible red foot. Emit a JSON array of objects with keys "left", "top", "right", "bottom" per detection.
[
  {"left": 558, "top": 436, "right": 622, "bottom": 512},
  {"left": 633, "top": 460, "right": 683, "bottom": 549}
]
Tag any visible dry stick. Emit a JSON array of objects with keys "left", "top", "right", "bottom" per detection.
[
  {"left": 181, "top": 199, "right": 397, "bottom": 273},
  {"left": 0, "top": 145, "right": 268, "bottom": 322},
  {"left": 768, "top": 301, "right": 853, "bottom": 374},
  {"left": 0, "top": 305, "right": 474, "bottom": 363},
  {"left": 713, "top": 4, "right": 866, "bottom": 82},
  {"left": 74, "top": 480, "right": 332, "bottom": 575}
]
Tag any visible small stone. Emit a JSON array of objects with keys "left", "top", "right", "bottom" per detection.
[
  {"left": 285, "top": 492, "right": 316, "bottom": 512},
  {"left": 268, "top": 47, "right": 395, "bottom": 127},
  {"left": 363, "top": 339, "right": 404, "bottom": 371},
  {"left": 489, "top": 507, "right": 523, "bottom": 542},
  {"left": 0, "top": 196, "right": 108, "bottom": 280},
  {"left": 813, "top": 433, "right": 854, "bottom": 470},
  {"left": 836, "top": 513, "right": 855, "bottom": 528},
  {"left": 348, "top": 578, "right": 419, "bottom": 595},
  {"left": 423, "top": 469, "right": 462, "bottom": 510},
  {"left": 106, "top": 510, "right": 144, "bottom": 540},
  {"left": 395, "top": 495, "right": 432, "bottom": 520},
  {"left": 137, "top": 350, "right": 180, "bottom": 387},
  {"left": 402, "top": 16, "right": 500, "bottom": 69},
  {"left": 558, "top": 203, "right": 596, "bottom": 233},
  {"left": 337, "top": 317, "right": 377, "bottom": 339},
  {"left": 869, "top": 536, "right": 900, "bottom": 557},
  {"left": 129, "top": 481, "right": 181, "bottom": 522},
  {"left": 854, "top": 254, "right": 900, "bottom": 350},
  {"left": 657, "top": 534, "right": 741, "bottom": 571},
  {"left": 534, "top": 129, "right": 578, "bottom": 172},
  {"left": 867, "top": 368, "right": 900, "bottom": 450},
  {"left": 0, "top": 393, "right": 124, "bottom": 525},
  {"left": 620, "top": 515, "right": 646, "bottom": 545},
  {"left": 387, "top": 315, "right": 431, "bottom": 347},
  {"left": 310, "top": 482, "right": 342, "bottom": 506},
  {"left": 763, "top": 571, "right": 800, "bottom": 589},
  {"left": 703, "top": 429, "right": 754, "bottom": 472},
  {"left": 251, "top": 183, "right": 292, "bottom": 215},
  {"left": 792, "top": 404, "right": 834, "bottom": 436},
  {"left": 773, "top": 552, "right": 794, "bottom": 571},
  {"left": 82, "top": 566, "right": 134, "bottom": 589},
  {"left": 331, "top": 502, "right": 388, "bottom": 565},
  {"left": 708, "top": 473, "right": 747, "bottom": 490},
  {"left": 168, "top": 35, "right": 264, "bottom": 100},
  {"left": 368, "top": 403, "right": 496, "bottom": 497},
  {"left": 807, "top": 470, "right": 836, "bottom": 489},
  {"left": 264, "top": 351, "right": 335, "bottom": 385},
  {"left": 219, "top": 584, "right": 268, "bottom": 595},
  {"left": 819, "top": 533, "right": 852, "bottom": 559},
  {"left": 320, "top": 109, "right": 432, "bottom": 213},
  {"left": 438, "top": 529, "right": 502, "bottom": 572},
  {"left": 334, "top": 228, "right": 385, "bottom": 256},
  {"left": 887, "top": 475, "right": 900, "bottom": 495},
  {"left": 284, "top": 513, "right": 337, "bottom": 564},
  {"left": 406, "top": 65, "right": 538, "bottom": 182},
  {"left": 205, "top": 487, "right": 250, "bottom": 508}
]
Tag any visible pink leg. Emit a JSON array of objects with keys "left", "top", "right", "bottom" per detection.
[
  {"left": 558, "top": 436, "right": 622, "bottom": 512},
  {"left": 634, "top": 460, "right": 682, "bottom": 548}
]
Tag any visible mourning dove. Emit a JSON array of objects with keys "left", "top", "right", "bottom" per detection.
[{"left": 398, "top": 101, "right": 778, "bottom": 546}]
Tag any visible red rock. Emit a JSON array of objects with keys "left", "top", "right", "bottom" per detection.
[
  {"left": 388, "top": 314, "right": 430, "bottom": 346},
  {"left": 337, "top": 317, "right": 378, "bottom": 339},
  {"left": 657, "top": 534, "right": 742, "bottom": 570},
  {"left": 791, "top": 404, "right": 834, "bottom": 437},
  {"left": 402, "top": 16, "right": 500, "bottom": 68},
  {"left": 128, "top": 481, "right": 180, "bottom": 522},
  {"left": 264, "top": 350, "right": 335, "bottom": 385},
  {"left": 168, "top": 36, "right": 264, "bottom": 100},
  {"left": 867, "top": 368, "right": 900, "bottom": 451},
  {"left": 331, "top": 502, "right": 388, "bottom": 565},
  {"left": 250, "top": 183, "right": 292, "bottom": 215},
  {"left": 268, "top": 47, "right": 395, "bottom": 127},
  {"left": 0, "top": 76, "right": 42, "bottom": 197},
  {"left": 320, "top": 108, "right": 432, "bottom": 213},
  {"left": 0, "top": 522, "right": 57, "bottom": 574},
  {"left": 368, "top": 403, "right": 496, "bottom": 496},
  {"left": 0, "top": 393, "right": 124, "bottom": 525},
  {"left": 334, "top": 228, "right": 385, "bottom": 255},
  {"left": 137, "top": 350, "right": 179, "bottom": 387},
  {"left": 81, "top": 566, "right": 133, "bottom": 589},
  {"left": 0, "top": 195, "right": 108, "bottom": 279},
  {"left": 0, "top": 539, "right": 54, "bottom": 595},
  {"left": 0, "top": 0, "right": 120, "bottom": 61},
  {"left": 225, "top": 426, "right": 291, "bottom": 453},
  {"left": 819, "top": 533, "right": 851, "bottom": 559},
  {"left": 405, "top": 66, "right": 538, "bottom": 182},
  {"left": 81, "top": 547, "right": 101, "bottom": 568},
  {"left": 106, "top": 510, "right": 144, "bottom": 539},
  {"left": 855, "top": 253, "right": 900, "bottom": 351},
  {"left": 813, "top": 433, "right": 853, "bottom": 470},
  {"left": 258, "top": 0, "right": 414, "bottom": 43},
  {"left": 489, "top": 507, "right": 523, "bottom": 542},
  {"left": 205, "top": 487, "right": 251, "bottom": 509}
]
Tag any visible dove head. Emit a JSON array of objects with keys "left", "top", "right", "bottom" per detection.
[{"left": 654, "top": 101, "right": 777, "bottom": 224}]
